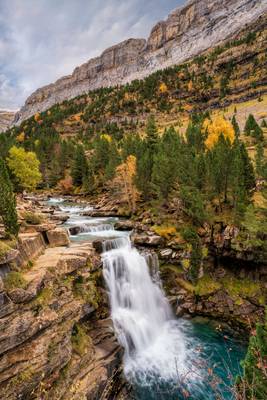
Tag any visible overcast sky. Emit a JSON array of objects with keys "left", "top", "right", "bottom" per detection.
[{"left": 0, "top": 0, "right": 184, "bottom": 110}]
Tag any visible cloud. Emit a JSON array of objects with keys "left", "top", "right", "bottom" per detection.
[{"left": 0, "top": 0, "right": 183, "bottom": 109}]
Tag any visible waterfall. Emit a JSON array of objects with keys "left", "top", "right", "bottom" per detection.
[{"left": 102, "top": 234, "right": 187, "bottom": 384}]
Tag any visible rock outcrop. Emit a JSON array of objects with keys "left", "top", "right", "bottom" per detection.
[
  {"left": 0, "top": 110, "right": 16, "bottom": 132},
  {"left": 15, "top": 0, "right": 267, "bottom": 124},
  {"left": 0, "top": 226, "right": 123, "bottom": 399}
]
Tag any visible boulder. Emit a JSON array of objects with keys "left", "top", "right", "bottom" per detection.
[
  {"left": 47, "top": 228, "right": 70, "bottom": 247},
  {"left": 132, "top": 234, "right": 164, "bottom": 247},
  {"left": 114, "top": 220, "right": 135, "bottom": 231},
  {"left": 92, "top": 240, "right": 103, "bottom": 254}
]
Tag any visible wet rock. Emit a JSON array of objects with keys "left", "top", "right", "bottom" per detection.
[
  {"left": 132, "top": 234, "right": 164, "bottom": 247},
  {"left": 47, "top": 228, "right": 70, "bottom": 247},
  {"left": 50, "top": 213, "right": 69, "bottom": 222},
  {"left": 68, "top": 226, "right": 82, "bottom": 236},
  {"left": 92, "top": 240, "right": 103, "bottom": 254},
  {"left": 114, "top": 220, "right": 135, "bottom": 231}
]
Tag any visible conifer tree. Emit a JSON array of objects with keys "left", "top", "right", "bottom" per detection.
[
  {"left": 231, "top": 115, "right": 240, "bottom": 138},
  {"left": 255, "top": 143, "right": 267, "bottom": 180},
  {"left": 0, "top": 158, "right": 19, "bottom": 237},
  {"left": 244, "top": 114, "right": 264, "bottom": 140},
  {"left": 71, "top": 145, "right": 88, "bottom": 186},
  {"left": 152, "top": 127, "right": 180, "bottom": 200}
]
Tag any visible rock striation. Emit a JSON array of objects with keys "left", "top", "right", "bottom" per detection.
[
  {"left": 15, "top": 0, "right": 267, "bottom": 124},
  {"left": 0, "top": 110, "right": 16, "bottom": 132}
]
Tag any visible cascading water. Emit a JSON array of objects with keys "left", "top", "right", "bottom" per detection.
[
  {"left": 102, "top": 235, "right": 188, "bottom": 386},
  {"left": 49, "top": 198, "right": 246, "bottom": 399}
]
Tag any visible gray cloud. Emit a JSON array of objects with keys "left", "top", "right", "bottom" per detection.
[{"left": 0, "top": 0, "right": 183, "bottom": 110}]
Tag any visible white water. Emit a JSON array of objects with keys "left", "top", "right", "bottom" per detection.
[{"left": 102, "top": 235, "right": 187, "bottom": 383}]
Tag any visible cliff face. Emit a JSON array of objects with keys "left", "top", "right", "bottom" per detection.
[
  {"left": 15, "top": 0, "right": 267, "bottom": 124},
  {"left": 0, "top": 111, "right": 16, "bottom": 132}
]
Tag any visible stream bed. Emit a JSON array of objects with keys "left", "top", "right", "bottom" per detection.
[{"left": 47, "top": 198, "right": 246, "bottom": 400}]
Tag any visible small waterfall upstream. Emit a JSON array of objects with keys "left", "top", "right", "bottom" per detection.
[{"left": 102, "top": 235, "right": 187, "bottom": 385}]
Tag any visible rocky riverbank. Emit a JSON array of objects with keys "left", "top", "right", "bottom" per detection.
[
  {"left": 83, "top": 194, "right": 266, "bottom": 332},
  {"left": 0, "top": 196, "right": 127, "bottom": 400}
]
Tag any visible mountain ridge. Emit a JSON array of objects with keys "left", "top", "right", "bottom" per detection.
[{"left": 14, "top": 0, "right": 267, "bottom": 124}]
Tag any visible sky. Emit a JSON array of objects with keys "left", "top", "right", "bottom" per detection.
[{"left": 0, "top": 0, "right": 184, "bottom": 110}]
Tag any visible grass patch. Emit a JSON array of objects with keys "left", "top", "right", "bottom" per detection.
[
  {"left": 194, "top": 275, "right": 221, "bottom": 296},
  {"left": 22, "top": 211, "right": 43, "bottom": 225},
  {"left": 0, "top": 241, "right": 12, "bottom": 258},
  {"left": 160, "top": 264, "right": 184, "bottom": 275},
  {"left": 175, "top": 277, "right": 195, "bottom": 293},
  {"left": 4, "top": 271, "right": 27, "bottom": 291},
  {"left": 221, "top": 276, "right": 263, "bottom": 299},
  {"left": 152, "top": 225, "right": 178, "bottom": 239},
  {"left": 33, "top": 287, "right": 53, "bottom": 308}
]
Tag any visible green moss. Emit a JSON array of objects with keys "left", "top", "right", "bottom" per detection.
[
  {"left": 160, "top": 264, "right": 184, "bottom": 275},
  {"left": 71, "top": 324, "right": 90, "bottom": 357},
  {"left": 3, "top": 272, "right": 27, "bottom": 291},
  {"left": 73, "top": 275, "right": 99, "bottom": 309},
  {"left": 194, "top": 275, "right": 221, "bottom": 297},
  {"left": 221, "top": 276, "right": 262, "bottom": 299},
  {"left": 33, "top": 287, "right": 53, "bottom": 309}
]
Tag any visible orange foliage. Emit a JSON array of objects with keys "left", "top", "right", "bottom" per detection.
[
  {"left": 188, "top": 80, "right": 193, "bottom": 91},
  {"left": 202, "top": 116, "right": 235, "bottom": 149},
  {"left": 34, "top": 113, "right": 41, "bottom": 122}
]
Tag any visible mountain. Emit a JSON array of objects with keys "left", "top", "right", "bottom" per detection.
[
  {"left": 14, "top": 0, "right": 267, "bottom": 125},
  {"left": 0, "top": 110, "right": 16, "bottom": 133}
]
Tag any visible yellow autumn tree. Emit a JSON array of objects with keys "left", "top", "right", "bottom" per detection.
[
  {"left": 159, "top": 82, "right": 168, "bottom": 94},
  {"left": 7, "top": 146, "right": 42, "bottom": 191},
  {"left": 202, "top": 116, "right": 235, "bottom": 149},
  {"left": 113, "top": 155, "right": 138, "bottom": 214},
  {"left": 100, "top": 134, "right": 112, "bottom": 143},
  {"left": 16, "top": 132, "right": 25, "bottom": 143}
]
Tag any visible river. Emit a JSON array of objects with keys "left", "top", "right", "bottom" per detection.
[{"left": 48, "top": 198, "right": 246, "bottom": 400}]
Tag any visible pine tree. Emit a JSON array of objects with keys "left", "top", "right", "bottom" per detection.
[
  {"left": 239, "top": 142, "right": 255, "bottom": 191},
  {"left": 152, "top": 127, "right": 180, "bottom": 200},
  {"left": 71, "top": 145, "right": 88, "bottom": 187},
  {"left": 231, "top": 115, "right": 240, "bottom": 138},
  {"left": 244, "top": 114, "right": 264, "bottom": 140},
  {"left": 255, "top": 143, "right": 267, "bottom": 180},
  {"left": 0, "top": 158, "right": 19, "bottom": 237}
]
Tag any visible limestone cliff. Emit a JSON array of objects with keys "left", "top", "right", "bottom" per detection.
[
  {"left": 15, "top": 0, "right": 267, "bottom": 124},
  {"left": 0, "top": 111, "right": 16, "bottom": 133}
]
